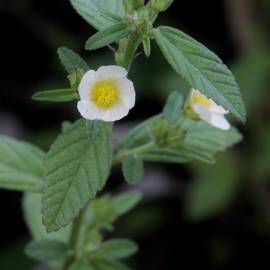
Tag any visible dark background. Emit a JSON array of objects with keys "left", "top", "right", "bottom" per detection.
[{"left": 1, "top": 0, "right": 270, "bottom": 269}]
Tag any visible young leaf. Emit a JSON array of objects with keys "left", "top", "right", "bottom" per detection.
[
  {"left": 122, "top": 155, "right": 144, "bottom": 185},
  {"left": 101, "top": 239, "right": 138, "bottom": 259},
  {"left": 42, "top": 119, "right": 112, "bottom": 232},
  {"left": 0, "top": 137, "right": 44, "bottom": 192},
  {"left": 121, "top": 116, "right": 242, "bottom": 165},
  {"left": 58, "top": 47, "right": 89, "bottom": 73},
  {"left": 25, "top": 240, "right": 68, "bottom": 261},
  {"left": 23, "top": 193, "right": 71, "bottom": 242},
  {"left": 112, "top": 191, "right": 143, "bottom": 216},
  {"left": 70, "top": 0, "right": 124, "bottom": 31},
  {"left": 181, "top": 118, "right": 243, "bottom": 156},
  {"left": 32, "top": 89, "right": 79, "bottom": 103},
  {"left": 143, "top": 37, "right": 151, "bottom": 57},
  {"left": 85, "top": 23, "right": 130, "bottom": 51},
  {"left": 162, "top": 91, "right": 183, "bottom": 122},
  {"left": 153, "top": 26, "right": 246, "bottom": 122}
]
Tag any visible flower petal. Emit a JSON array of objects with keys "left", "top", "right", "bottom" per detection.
[
  {"left": 210, "top": 113, "right": 231, "bottom": 130},
  {"left": 77, "top": 101, "right": 105, "bottom": 120},
  {"left": 117, "top": 77, "right": 136, "bottom": 109},
  {"left": 193, "top": 104, "right": 230, "bottom": 130},
  {"left": 78, "top": 70, "right": 96, "bottom": 100},
  {"left": 192, "top": 103, "right": 212, "bottom": 123},
  {"left": 97, "top": 65, "right": 128, "bottom": 80},
  {"left": 210, "top": 101, "right": 229, "bottom": 114},
  {"left": 101, "top": 102, "right": 130, "bottom": 122}
]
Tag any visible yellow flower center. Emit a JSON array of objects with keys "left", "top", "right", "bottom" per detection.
[
  {"left": 192, "top": 92, "right": 212, "bottom": 108},
  {"left": 91, "top": 80, "right": 119, "bottom": 109}
]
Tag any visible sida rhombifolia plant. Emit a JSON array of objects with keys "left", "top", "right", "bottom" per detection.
[{"left": 0, "top": 0, "right": 246, "bottom": 269}]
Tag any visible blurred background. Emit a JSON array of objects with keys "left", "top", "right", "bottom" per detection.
[{"left": 1, "top": 0, "right": 270, "bottom": 269}]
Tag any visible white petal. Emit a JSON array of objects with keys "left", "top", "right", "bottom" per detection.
[
  {"left": 210, "top": 113, "right": 231, "bottom": 130},
  {"left": 78, "top": 70, "right": 96, "bottom": 100},
  {"left": 97, "top": 65, "right": 128, "bottom": 80},
  {"left": 192, "top": 103, "right": 212, "bottom": 124},
  {"left": 77, "top": 101, "right": 105, "bottom": 120},
  {"left": 101, "top": 102, "right": 130, "bottom": 122},
  {"left": 193, "top": 104, "right": 230, "bottom": 130},
  {"left": 210, "top": 101, "right": 229, "bottom": 114},
  {"left": 117, "top": 77, "right": 136, "bottom": 109}
]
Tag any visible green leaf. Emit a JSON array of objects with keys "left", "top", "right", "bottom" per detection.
[
  {"left": 153, "top": 26, "right": 246, "bottom": 122},
  {"left": 58, "top": 47, "right": 89, "bottom": 73},
  {"left": 23, "top": 193, "right": 71, "bottom": 241},
  {"left": 121, "top": 116, "right": 242, "bottom": 165},
  {"left": 25, "top": 240, "right": 68, "bottom": 261},
  {"left": 185, "top": 154, "right": 241, "bottom": 221},
  {"left": 70, "top": 0, "right": 124, "bottom": 31},
  {"left": 162, "top": 91, "right": 183, "bottom": 122},
  {"left": 91, "top": 256, "right": 130, "bottom": 270},
  {"left": 32, "top": 89, "right": 79, "bottom": 103},
  {"left": 122, "top": 155, "right": 144, "bottom": 185},
  {"left": 112, "top": 191, "right": 143, "bottom": 216},
  {"left": 143, "top": 37, "right": 151, "bottom": 57},
  {"left": 101, "top": 239, "right": 138, "bottom": 259},
  {"left": 85, "top": 23, "right": 130, "bottom": 51},
  {"left": 42, "top": 119, "right": 112, "bottom": 232},
  {"left": 180, "top": 118, "right": 243, "bottom": 157},
  {"left": 0, "top": 137, "right": 44, "bottom": 192}
]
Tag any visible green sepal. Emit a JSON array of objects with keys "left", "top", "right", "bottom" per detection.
[{"left": 143, "top": 37, "right": 151, "bottom": 57}]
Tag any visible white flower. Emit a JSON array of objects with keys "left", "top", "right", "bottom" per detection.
[
  {"left": 77, "top": 65, "right": 135, "bottom": 122},
  {"left": 187, "top": 89, "right": 231, "bottom": 130}
]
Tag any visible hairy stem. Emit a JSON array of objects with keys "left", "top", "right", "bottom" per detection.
[
  {"left": 62, "top": 208, "right": 86, "bottom": 270},
  {"left": 112, "top": 142, "right": 155, "bottom": 166},
  {"left": 115, "top": 32, "right": 141, "bottom": 70}
]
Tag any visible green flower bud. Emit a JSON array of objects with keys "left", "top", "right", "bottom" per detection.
[
  {"left": 124, "top": 0, "right": 144, "bottom": 14},
  {"left": 150, "top": 0, "right": 174, "bottom": 12}
]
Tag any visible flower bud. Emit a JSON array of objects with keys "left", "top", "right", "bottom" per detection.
[
  {"left": 124, "top": 0, "right": 144, "bottom": 14},
  {"left": 150, "top": 0, "right": 174, "bottom": 12}
]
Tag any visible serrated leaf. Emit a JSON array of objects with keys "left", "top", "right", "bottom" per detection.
[
  {"left": 85, "top": 23, "right": 130, "bottom": 51},
  {"left": 122, "top": 155, "right": 144, "bottom": 185},
  {"left": 23, "top": 193, "right": 71, "bottom": 241},
  {"left": 101, "top": 239, "right": 138, "bottom": 259},
  {"left": 32, "top": 89, "right": 79, "bottom": 103},
  {"left": 162, "top": 91, "right": 183, "bottom": 122},
  {"left": 112, "top": 191, "right": 143, "bottom": 216},
  {"left": 180, "top": 118, "right": 243, "bottom": 156},
  {"left": 42, "top": 119, "right": 112, "bottom": 232},
  {"left": 70, "top": 0, "right": 124, "bottom": 31},
  {"left": 153, "top": 26, "right": 246, "bottom": 122},
  {"left": 25, "top": 240, "right": 68, "bottom": 261},
  {"left": 0, "top": 137, "right": 44, "bottom": 192},
  {"left": 58, "top": 47, "right": 89, "bottom": 73},
  {"left": 143, "top": 37, "right": 151, "bottom": 57}
]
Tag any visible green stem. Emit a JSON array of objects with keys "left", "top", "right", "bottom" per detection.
[
  {"left": 112, "top": 142, "right": 155, "bottom": 166},
  {"left": 62, "top": 208, "right": 86, "bottom": 270},
  {"left": 115, "top": 33, "right": 141, "bottom": 70}
]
